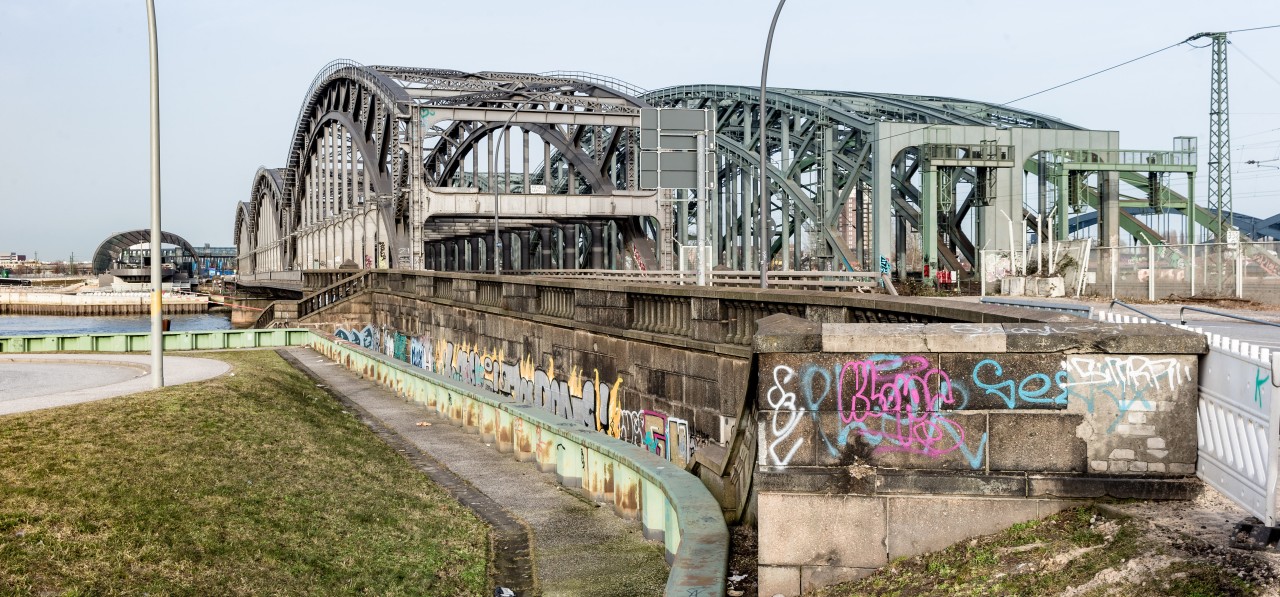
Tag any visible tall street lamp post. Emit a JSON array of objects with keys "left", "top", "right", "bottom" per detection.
[
  {"left": 759, "top": 0, "right": 787, "bottom": 289},
  {"left": 490, "top": 90, "right": 558, "bottom": 275},
  {"left": 146, "top": 0, "right": 164, "bottom": 387}
]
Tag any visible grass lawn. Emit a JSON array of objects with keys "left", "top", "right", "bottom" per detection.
[{"left": 0, "top": 350, "right": 489, "bottom": 596}]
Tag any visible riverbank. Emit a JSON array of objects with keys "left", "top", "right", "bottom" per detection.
[
  {"left": 0, "top": 313, "right": 231, "bottom": 336},
  {"left": 0, "top": 291, "right": 207, "bottom": 315}
]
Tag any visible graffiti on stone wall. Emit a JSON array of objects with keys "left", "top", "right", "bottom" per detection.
[
  {"left": 950, "top": 323, "right": 1120, "bottom": 337},
  {"left": 764, "top": 352, "right": 1191, "bottom": 469},
  {"left": 1059, "top": 356, "right": 1191, "bottom": 432},
  {"left": 764, "top": 365, "right": 804, "bottom": 466},
  {"left": 334, "top": 325, "right": 379, "bottom": 350},
  {"left": 836, "top": 355, "right": 987, "bottom": 468},
  {"left": 332, "top": 324, "right": 693, "bottom": 468}
]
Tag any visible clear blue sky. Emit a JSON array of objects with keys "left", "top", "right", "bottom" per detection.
[{"left": 2, "top": 0, "right": 1278, "bottom": 260}]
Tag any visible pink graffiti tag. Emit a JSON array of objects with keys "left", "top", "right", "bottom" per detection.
[{"left": 836, "top": 355, "right": 982, "bottom": 464}]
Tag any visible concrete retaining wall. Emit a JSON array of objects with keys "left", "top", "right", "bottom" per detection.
[
  {"left": 292, "top": 270, "right": 1089, "bottom": 521},
  {"left": 0, "top": 328, "right": 311, "bottom": 353},
  {"left": 753, "top": 316, "right": 1206, "bottom": 595},
  {"left": 307, "top": 332, "right": 730, "bottom": 597},
  {"left": 300, "top": 282, "right": 758, "bottom": 517},
  {"left": 0, "top": 292, "right": 207, "bottom": 315}
]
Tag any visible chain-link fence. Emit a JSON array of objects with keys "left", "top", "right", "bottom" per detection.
[
  {"left": 1080, "top": 241, "right": 1280, "bottom": 301},
  {"left": 982, "top": 241, "right": 1280, "bottom": 302}
]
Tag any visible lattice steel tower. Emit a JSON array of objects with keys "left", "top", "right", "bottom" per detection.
[{"left": 1190, "top": 32, "right": 1233, "bottom": 239}]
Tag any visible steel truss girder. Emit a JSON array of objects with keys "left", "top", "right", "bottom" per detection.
[
  {"left": 644, "top": 84, "right": 1085, "bottom": 275},
  {"left": 240, "top": 60, "right": 658, "bottom": 275}
]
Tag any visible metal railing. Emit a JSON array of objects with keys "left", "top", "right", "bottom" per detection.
[
  {"left": 1107, "top": 300, "right": 1168, "bottom": 324},
  {"left": 296, "top": 271, "right": 370, "bottom": 319},
  {"left": 979, "top": 297, "right": 1092, "bottom": 318},
  {"left": 519, "top": 268, "right": 887, "bottom": 292},
  {"left": 538, "top": 70, "right": 650, "bottom": 98},
  {"left": 253, "top": 302, "right": 277, "bottom": 329},
  {"left": 1180, "top": 305, "right": 1280, "bottom": 329},
  {"left": 1053, "top": 147, "right": 1197, "bottom": 167}
]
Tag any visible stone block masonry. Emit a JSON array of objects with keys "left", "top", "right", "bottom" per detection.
[
  {"left": 754, "top": 317, "right": 1206, "bottom": 596},
  {"left": 305, "top": 288, "right": 754, "bottom": 493},
  {"left": 291, "top": 270, "right": 1088, "bottom": 521}
]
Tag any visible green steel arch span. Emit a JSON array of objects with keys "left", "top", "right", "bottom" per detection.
[{"left": 642, "top": 84, "right": 1217, "bottom": 277}]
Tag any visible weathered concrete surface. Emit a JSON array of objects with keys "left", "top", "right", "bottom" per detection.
[
  {"left": 293, "top": 271, "right": 1102, "bottom": 521},
  {"left": 0, "top": 354, "right": 230, "bottom": 416},
  {"left": 281, "top": 347, "right": 670, "bottom": 597},
  {"left": 754, "top": 316, "right": 1207, "bottom": 596}
]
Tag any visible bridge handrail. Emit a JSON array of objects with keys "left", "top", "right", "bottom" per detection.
[
  {"left": 296, "top": 270, "right": 370, "bottom": 319},
  {"left": 538, "top": 70, "right": 650, "bottom": 98},
  {"left": 1179, "top": 305, "right": 1280, "bottom": 329},
  {"left": 308, "top": 333, "right": 729, "bottom": 596},
  {"left": 980, "top": 296, "right": 1092, "bottom": 318},
  {"left": 517, "top": 268, "right": 883, "bottom": 289},
  {"left": 1108, "top": 299, "right": 1168, "bottom": 324},
  {"left": 253, "top": 302, "right": 278, "bottom": 329}
]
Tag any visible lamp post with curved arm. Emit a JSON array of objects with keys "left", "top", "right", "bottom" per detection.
[
  {"left": 759, "top": 0, "right": 787, "bottom": 289},
  {"left": 489, "top": 89, "right": 561, "bottom": 275}
]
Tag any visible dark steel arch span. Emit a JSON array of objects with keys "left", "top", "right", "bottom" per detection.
[
  {"left": 92, "top": 230, "right": 199, "bottom": 275},
  {"left": 238, "top": 60, "right": 658, "bottom": 278}
]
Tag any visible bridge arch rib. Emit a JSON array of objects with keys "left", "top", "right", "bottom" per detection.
[
  {"left": 238, "top": 60, "right": 665, "bottom": 278},
  {"left": 91, "top": 230, "right": 199, "bottom": 276}
]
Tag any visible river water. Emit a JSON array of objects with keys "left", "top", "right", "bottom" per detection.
[{"left": 0, "top": 313, "right": 232, "bottom": 336}]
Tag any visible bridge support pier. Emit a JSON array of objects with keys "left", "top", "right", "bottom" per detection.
[
  {"left": 589, "top": 221, "right": 605, "bottom": 269},
  {"left": 539, "top": 227, "right": 553, "bottom": 270},
  {"left": 753, "top": 315, "right": 1204, "bottom": 595},
  {"left": 517, "top": 230, "right": 532, "bottom": 271},
  {"left": 562, "top": 224, "right": 578, "bottom": 270}
]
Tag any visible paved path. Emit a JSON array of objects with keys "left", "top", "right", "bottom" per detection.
[
  {"left": 949, "top": 295, "right": 1280, "bottom": 352},
  {"left": 0, "top": 354, "right": 231, "bottom": 416},
  {"left": 280, "top": 347, "right": 669, "bottom": 597}
]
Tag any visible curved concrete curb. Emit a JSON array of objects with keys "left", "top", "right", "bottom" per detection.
[
  {"left": 277, "top": 349, "right": 536, "bottom": 595},
  {"left": 308, "top": 333, "right": 730, "bottom": 597}
]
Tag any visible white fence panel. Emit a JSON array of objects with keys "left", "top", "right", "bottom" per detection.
[{"left": 1197, "top": 343, "right": 1280, "bottom": 525}]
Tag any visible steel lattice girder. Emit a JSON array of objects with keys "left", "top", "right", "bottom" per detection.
[
  {"left": 238, "top": 60, "right": 658, "bottom": 274},
  {"left": 643, "top": 84, "right": 1111, "bottom": 272}
]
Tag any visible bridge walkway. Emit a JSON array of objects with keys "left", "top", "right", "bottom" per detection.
[{"left": 280, "top": 347, "right": 670, "bottom": 597}]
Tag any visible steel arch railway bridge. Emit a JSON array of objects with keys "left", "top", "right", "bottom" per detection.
[{"left": 234, "top": 60, "right": 1278, "bottom": 287}]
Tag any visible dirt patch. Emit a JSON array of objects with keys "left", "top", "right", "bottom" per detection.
[
  {"left": 727, "top": 523, "right": 759, "bottom": 597},
  {"left": 810, "top": 502, "right": 1280, "bottom": 596}
]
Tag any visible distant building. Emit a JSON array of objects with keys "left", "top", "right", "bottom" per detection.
[
  {"left": 0, "top": 253, "right": 27, "bottom": 265},
  {"left": 193, "top": 244, "right": 237, "bottom": 278}
]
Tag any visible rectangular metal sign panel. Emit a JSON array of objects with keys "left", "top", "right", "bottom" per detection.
[
  {"left": 639, "top": 150, "right": 700, "bottom": 189},
  {"left": 659, "top": 109, "right": 708, "bottom": 132},
  {"left": 640, "top": 129, "right": 659, "bottom": 151},
  {"left": 658, "top": 135, "right": 698, "bottom": 151},
  {"left": 638, "top": 107, "right": 714, "bottom": 189}
]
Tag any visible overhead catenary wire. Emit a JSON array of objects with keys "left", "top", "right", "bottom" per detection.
[
  {"left": 869, "top": 25, "right": 1280, "bottom": 147},
  {"left": 1230, "top": 43, "right": 1280, "bottom": 89}
]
